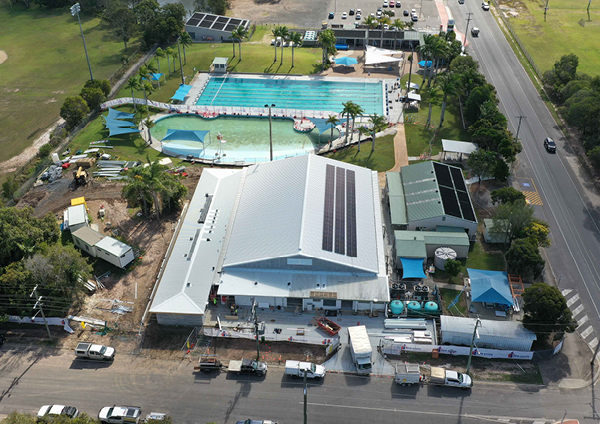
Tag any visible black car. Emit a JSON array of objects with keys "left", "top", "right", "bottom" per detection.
[
  {"left": 396, "top": 1, "right": 402, "bottom": 6},
  {"left": 349, "top": 8, "right": 355, "bottom": 15},
  {"left": 328, "top": 12, "right": 334, "bottom": 18},
  {"left": 403, "top": 9, "right": 409, "bottom": 15},
  {"left": 544, "top": 137, "right": 556, "bottom": 153}
]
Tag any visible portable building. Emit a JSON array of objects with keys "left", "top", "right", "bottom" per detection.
[
  {"left": 71, "top": 226, "right": 104, "bottom": 257},
  {"left": 95, "top": 236, "right": 135, "bottom": 269},
  {"left": 66, "top": 204, "right": 88, "bottom": 233}
]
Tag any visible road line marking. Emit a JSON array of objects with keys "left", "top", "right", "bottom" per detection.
[
  {"left": 567, "top": 293, "right": 580, "bottom": 307},
  {"left": 581, "top": 326, "right": 594, "bottom": 339},
  {"left": 561, "top": 288, "right": 573, "bottom": 296},
  {"left": 578, "top": 315, "right": 589, "bottom": 326},
  {"left": 590, "top": 338, "right": 598, "bottom": 349},
  {"left": 572, "top": 304, "right": 585, "bottom": 317}
]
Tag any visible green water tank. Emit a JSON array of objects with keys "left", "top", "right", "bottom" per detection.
[
  {"left": 390, "top": 300, "right": 404, "bottom": 315},
  {"left": 407, "top": 300, "right": 421, "bottom": 310},
  {"left": 424, "top": 301, "right": 439, "bottom": 311}
]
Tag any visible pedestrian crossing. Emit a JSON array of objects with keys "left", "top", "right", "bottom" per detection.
[{"left": 562, "top": 288, "right": 597, "bottom": 349}]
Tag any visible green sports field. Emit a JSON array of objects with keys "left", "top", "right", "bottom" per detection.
[
  {"left": 0, "top": 6, "right": 136, "bottom": 165},
  {"left": 506, "top": 0, "right": 600, "bottom": 75}
]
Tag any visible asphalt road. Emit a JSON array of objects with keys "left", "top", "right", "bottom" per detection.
[
  {"left": 0, "top": 347, "right": 593, "bottom": 423},
  {"left": 448, "top": 2, "right": 600, "bottom": 346}
]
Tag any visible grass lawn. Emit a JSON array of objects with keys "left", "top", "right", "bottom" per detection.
[
  {"left": 433, "top": 242, "right": 506, "bottom": 284},
  {"left": 117, "top": 42, "right": 323, "bottom": 102},
  {"left": 401, "top": 74, "right": 470, "bottom": 158},
  {"left": 440, "top": 288, "right": 467, "bottom": 316},
  {"left": 506, "top": 0, "right": 600, "bottom": 76},
  {"left": 327, "top": 134, "right": 396, "bottom": 171},
  {"left": 0, "top": 5, "right": 139, "bottom": 164}
]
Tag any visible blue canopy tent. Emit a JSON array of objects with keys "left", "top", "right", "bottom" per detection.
[
  {"left": 107, "top": 126, "right": 141, "bottom": 137},
  {"left": 399, "top": 257, "right": 427, "bottom": 279},
  {"left": 107, "top": 108, "right": 135, "bottom": 121},
  {"left": 150, "top": 73, "right": 164, "bottom": 82},
  {"left": 162, "top": 143, "right": 204, "bottom": 158},
  {"left": 103, "top": 117, "right": 137, "bottom": 128},
  {"left": 467, "top": 268, "right": 514, "bottom": 306},
  {"left": 161, "top": 129, "right": 209, "bottom": 143},
  {"left": 171, "top": 84, "right": 193, "bottom": 102},
  {"left": 334, "top": 56, "right": 358, "bottom": 66},
  {"left": 307, "top": 118, "right": 340, "bottom": 135},
  {"left": 418, "top": 60, "right": 433, "bottom": 67}
]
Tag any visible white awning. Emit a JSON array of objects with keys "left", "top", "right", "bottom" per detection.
[
  {"left": 366, "top": 45, "right": 403, "bottom": 56},
  {"left": 441, "top": 139, "right": 479, "bottom": 154},
  {"left": 407, "top": 92, "right": 421, "bottom": 101},
  {"left": 365, "top": 51, "right": 403, "bottom": 65},
  {"left": 406, "top": 82, "right": 420, "bottom": 90}
]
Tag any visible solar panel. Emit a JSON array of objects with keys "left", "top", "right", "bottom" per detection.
[
  {"left": 439, "top": 186, "right": 462, "bottom": 218},
  {"left": 460, "top": 201, "right": 477, "bottom": 222},
  {"left": 197, "top": 195, "right": 213, "bottom": 224},
  {"left": 450, "top": 167, "right": 467, "bottom": 192},
  {"left": 322, "top": 165, "right": 335, "bottom": 252},
  {"left": 335, "top": 167, "right": 346, "bottom": 255},
  {"left": 229, "top": 18, "right": 242, "bottom": 25},
  {"left": 225, "top": 24, "right": 237, "bottom": 32},
  {"left": 216, "top": 16, "right": 228, "bottom": 23},
  {"left": 203, "top": 14, "right": 216, "bottom": 21},
  {"left": 433, "top": 162, "right": 453, "bottom": 188},
  {"left": 457, "top": 190, "right": 470, "bottom": 203},
  {"left": 199, "top": 20, "right": 213, "bottom": 28},
  {"left": 212, "top": 22, "right": 226, "bottom": 30},
  {"left": 187, "top": 18, "right": 200, "bottom": 26},
  {"left": 192, "top": 12, "right": 205, "bottom": 19},
  {"left": 346, "top": 170, "right": 357, "bottom": 257}
]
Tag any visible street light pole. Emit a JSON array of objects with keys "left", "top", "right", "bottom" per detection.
[
  {"left": 252, "top": 298, "right": 260, "bottom": 361},
  {"left": 515, "top": 115, "right": 526, "bottom": 142},
  {"left": 466, "top": 317, "right": 481, "bottom": 375},
  {"left": 464, "top": 13, "right": 473, "bottom": 49},
  {"left": 303, "top": 370, "right": 308, "bottom": 424},
  {"left": 265, "top": 104, "right": 275, "bottom": 161},
  {"left": 71, "top": 3, "right": 93, "bottom": 81}
]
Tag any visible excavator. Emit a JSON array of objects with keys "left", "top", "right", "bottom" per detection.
[{"left": 73, "top": 166, "right": 89, "bottom": 186}]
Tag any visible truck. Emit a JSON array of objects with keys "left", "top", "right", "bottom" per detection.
[
  {"left": 75, "top": 342, "right": 116, "bottom": 361},
  {"left": 347, "top": 325, "right": 372, "bottom": 375},
  {"left": 228, "top": 358, "right": 268, "bottom": 376},
  {"left": 284, "top": 360, "right": 326, "bottom": 379},
  {"left": 194, "top": 356, "right": 223, "bottom": 373},
  {"left": 394, "top": 364, "right": 472, "bottom": 389}
]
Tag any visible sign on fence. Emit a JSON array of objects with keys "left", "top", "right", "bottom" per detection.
[{"left": 380, "top": 340, "right": 534, "bottom": 360}]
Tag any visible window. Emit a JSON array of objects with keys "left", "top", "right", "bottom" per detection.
[
  {"left": 287, "top": 258, "right": 313, "bottom": 266},
  {"left": 323, "top": 299, "right": 337, "bottom": 307}
]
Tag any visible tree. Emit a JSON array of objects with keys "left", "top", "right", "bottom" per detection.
[
  {"left": 104, "top": 5, "right": 138, "bottom": 51},
  {"left": 491, "top": 187, "right": 526, "bottom": 205},
  {"left": 165, "top": 47, "right": 176, "bottom": 76},
  {"left": 444, "top": 258, "right": 462, "bottom": 283},
  {"left": 369, "top": 113, "right": 387, "bottom": 153},
  {"left": 522, "top": 282, "right": 576, "bottom": 342},
  {"left": 38, "top": 143, "right": 53, "bottom": 159},
  {"left": 155, "top": 47, "right": 166, "bottom": 73},
  {"left": 60, "top": 96, "right": 89, "bottom": 130},
  {"left": 437, "top": 72, "right": 457, "bottom": 127},
  {"left": 467, "top": 148, "right": 496, "bottom": 185},
  {"left": 357, "top": 126, "right": 371, "bottom": 152},
  {"left": 341, "top": 101, "right": 355, "bottom": 144},
  {"left": 144, "top": 118, "right": 155, "bottom": 143},
  {"left": 493, "top": 198, "right": 535, "bottom": 244},
  {"left": 125, "top": 77, "right": 141, "bottom": 113},
  {"left": 146, "top": 61, "right": 160, "bottom": 89},
  {"left": 317, "top": 29, "right": 336, "bottom": 71},
  {"left": 138, "top": 66, "right": 153, "bottom": 119},
  {"left": 391, "top": 19, "right": 405, "bottom": 49},
  {"left": 325, "top": 115, "right": 339, "bottom": 148},
  {"left": 83, "top": 79, "right": 111, "bottom": 97},
  {"left": 2, "top": 178, "right": 19, "bottom": 203},
  {"left": 362, "top": 15, "right": 378, "bottom": 46},
  {"left": 424, "top": 85, "right": 439, "bottom": 128},
  {"left": 279, "top": 26, "right": 290, "bottom": 65},
  {"left": 289, "top": 32, "right": 303, "bottom": 68},
  {"left": 524, "top": 220, "right": 551, "bottom": 247},
  {"left": 271, "top": 26, "right": 282, "bottom": 62},
  {"left": 349, "top": 103, "right": 364, "bottom": 142},
  {"left": 378, "top": 16, "right": 392, "bottom": 46},
  {"left": 79, "top": 86, "right": 106, "bottom": 110},
  {"left": 506, "top": 237, "right": 545, "bottom": 280},
  {"left": 464, "top": 84, "right": 496, "bottom": 124},
  {"left": 180, "top": 31, "right": 193, "bottom": 65},
  {"left": 231, "top": 25, "right": 249, "bottom": 61}
]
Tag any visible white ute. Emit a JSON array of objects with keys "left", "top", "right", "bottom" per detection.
[
  {"left": 284, "top": 360, "right": 326, "bottom": 379},
  {"left": 98, "top": 406, "right": 142, "bottom": 424},
  {"left": 75, "top": 342, "right": 115, "bottom": 360}
]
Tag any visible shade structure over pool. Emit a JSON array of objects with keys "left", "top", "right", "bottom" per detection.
[
  {"left": 162, "top": 143, "right": 204, "bottom": 158},
  {"left": 103, "top": 117, "right": 137, "bottom": 128},
  {"left": 107, "top": 107, "right": 135, "bottom": 121},
  {"left": 399, "top": 257, "right": 427, "bottom": 279},
  {"left": 307, "top": 118, "right": 339, "bottom": 135},
  {"left": 107, "top": 126, "right": 141, "bottom": 137},
  {"left": 150, "top": 73, "right": 164, "bottom": 82},
  {"left": 161, "top": 129, "right": 209, "bottom": 143},
  {"left": 171, "top": 84, "right": 193, "bottom": 101},
  {"left": 334, "top": 56, "right": 358, "bottom": 66},
  {"left": 467, "top": 268, "right": 514, "bottom": 306}
]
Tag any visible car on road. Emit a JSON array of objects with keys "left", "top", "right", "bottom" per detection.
[
  {"left": 458, "top": 0, "right": 464, "bottom": 3},
  {"left": 342, "top": 12, "right": 347, "bottom": 18},
  {"left": 403, "top": 9, "right": 409, "bottom": 15},
  {"left": 383, "top": 0, "right": 389, "bottom": 6},
  {"left": 349, "top": 8, "right": 355, "bottom": 15},
  {"left": 482, "top": 1, "right": 490, "bottom": 9},
  {"left": 377, "top": 10, "right": 382, "bottom": 17},
  {"left": 396, "top": 1, "right": 402, "bottom": 6},
  {"left": 37, "top": 405, "right": 79, "bottom": 419},
  {"left": 544, "top": 137, "right": 557, "bottom": 153},
  {"left": 356, "top": 13, "right": 362, "bottom": 19},
  {"left": 236, "top": 421, "right": 278, "bottom": 424},
  {"left": 411, "top": 13, "right": 418, "bottom": 21},
  {"left": 356, "top": 8, "right": 361, "bottom": 14},
  {"left": 471, "top": 27, "right": 480, "bottom": 36},
  {"left": 328, "top": 12, "right": 334, "bottom": 18},
  {"left": 99, "top": 406, "right": 142, "bottom": 424},
  {"left": 390, "top": 0, "right": 395, "bottom": 6}
]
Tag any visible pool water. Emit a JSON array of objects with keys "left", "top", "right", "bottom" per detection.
[
  {"left": 196, "top": 77, "right": 384, "bottom": 116},
  {"left": 151, "top": 115, "right": 338, "bottom": 162}
]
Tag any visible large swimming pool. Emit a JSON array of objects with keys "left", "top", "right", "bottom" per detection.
[
  {"left": 196, "top": 77, "right": 384, "bottom": 115},
  {"left": 151, "top": 115, "right": 337, "bottom": 162}
]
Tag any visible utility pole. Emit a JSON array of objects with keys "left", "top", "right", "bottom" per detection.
[
  {"left": 177, "top": 37, "right": 185, "bottom": 85},
  {"left": 466, "top": 317, "right": 481, "bottom": 374},
  {"left": 544, "top": 0, "right": 549, "bottom": 22},
  {"left": 464, "top": 13, "right": 474, "bottom": 48},
  {"left": 303, "top": 370, "right": 308, "bottom": 424},
  {"left": 406, "top": 46, "right": 414, "bottom": 98},
  {"left": 71, "top": 3, "right": 93, "bottom": 81},
  {"left": 251, "top": 298, "right": 260, "bottom": 361},
  {"left": 30, "top": 285, "right": 52, "bottom": 341},
  {"left": 515, "top": 115, "right": 526, "bottom": 142}
]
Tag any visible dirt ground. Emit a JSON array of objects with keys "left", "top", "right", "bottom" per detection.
[{"left": 229, "top": 0, "right": 330, "bottom": 28}]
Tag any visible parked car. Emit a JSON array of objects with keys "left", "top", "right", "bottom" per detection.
[
  {"left": 98, "top": 406, "right": 142, "bottom": 424},
  {"left": 544, "top": 137, "right": 556, "bottom": 152},
  {"left": 383, "top": 0, "right": 389, "bottom": 6},
  {"left": 459, "top": 0, "right": 465, "bottom": 4},
  {"left": 383, "top": 24, "right": 390, "bottom": 30},
  {"left": 390, "top": 0, "right": 395, "bottom": 6},
  {"left": 75, "top": 342, "right": 115, "bottom": 361},
  {"left": 342, "top": 12, "right": 347, "bottom": 18},
  {"left": 376, "top": 10, "right": 382, "bottom": 17},
  {"left": 403, "top": 9, "right": 409, "bottom": 15},
  {"left": 482, "top": 1, "right": 490, "bottom": 9},
  {"left": 349, "top": 8, "right": 355, "bottom": 15},
  {"left": 411, "top": 13, "right": 418, "bottom": 21},
  {"left": 328, "top": 11, "right": 334, "bottom": 18},
  {"left": 356, "top": 8, "right": 362, "bottom": 14},
  {"left": 236, "top": 421, "right": 278, "bottom": 424},
  {"left": 356, "top": 13, "right": 362, "bottom": 19},
  {"left": 396, "top": 1, "right": 402, "bottom": 6},
  {"left": 471, "top": 27, "right": 480, "bottom": 36},
  {"left": 37, "top": 406, "right": 79, "bottom": 419}
]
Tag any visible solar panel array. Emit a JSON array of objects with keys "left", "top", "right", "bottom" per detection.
[
  {"left": 185, "top": 13, "right": 250, "bottom": 32},
  {"left": 322, "top": 165, "right": 358, "bottom": 257},
  {"left": 433, "top": 162, "right": 476, "bottom": 222}
]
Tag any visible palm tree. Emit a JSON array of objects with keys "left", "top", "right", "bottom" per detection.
[
  {"left": 144, "top": 118, "right": 155, "bottom": 144},
  {"left": 138, "top": 66, "right": 153, "bottom": 119},
  {"left": 317, "top": 29, "right": 337, "bottom": 71},
  {"left": 155, "top": 47, "right": 165, "bottom": 73},
  {"left": 122, "top": 169, "right": 152, "bottom": 217},
  {"left": 180, "top": 32, "right": 193, "bottom": 65},
  {"left": 357, "top": 126, "right": 371, "bottom": 152},
  {"left": 391, "top": 19, "right": 404, "bottom": 49},
  {"left": 289, "top": 32, "right": 303, "bottom": 68},
  {"left": 271, "top": 26, "right": 282, "bottom": 62},
  {"left": 230, "top": 30, "right": 238, "bottom": 57},
  {"left": 279, "top": 26, "right": 290, "bottom": 65},
  {"left": 231, "top": 25, "right": 249, "bottom": 60},
  {"left": 424, "top": 85, "right": 438, "bottom": 128},
  {"left": 146, "top": 62, "right": 160, "bottom": 89},
  {"left": 125, "top": 77, "right": 141, "bottom": 113},
  {"left": 349, "top": 103, "right": 364, "bottom": 142},
  {"left": 368, "top": 114, "right": 387, "bottom": 152},
  {"left": 437, "top": 72, "right": 458, "bottom": 127},
  {"left": 363, "top": 15, "right": 378, "bottom": 46},
  {"left": 341, "top": 101, "right": 355, "bottom": 144},
  {"left": 418, "top": 35, "right": 435, "bottom": 82},
  {"left": 378, "top": 16, "right": 392, "bottom": 47},
  {"left": 165, "top": 47, "right": 175, "bottom": 76},
  {"left": 170, "top": 48, "right": 179, "bottom": 73},
  {"left": 325, "top": 115, "right": 339, "bottom": 148}
]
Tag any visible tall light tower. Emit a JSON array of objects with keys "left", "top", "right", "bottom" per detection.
[{"left": 71, "top": 3, "right": 94, "bottom": 81}]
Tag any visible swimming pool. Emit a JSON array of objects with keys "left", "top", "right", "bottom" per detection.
[
  {"left": 196, "top": 77, "right": 384, "bottom": 116},
  {"left": 151, "top": 115, "right": 337, "bottom": 162}
]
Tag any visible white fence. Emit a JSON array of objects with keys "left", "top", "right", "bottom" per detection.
[
  {"left": 203, "top": 327, "right": 338, "bottom": 347},
  {"left": 9, "top": 316, "right": 74, "bottom": 333},
  {"left": 379, "top": 340, "right": 534, "bottom": 360}
]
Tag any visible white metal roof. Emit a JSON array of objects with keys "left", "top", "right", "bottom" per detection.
[
  {"left": 95, "top": 236, "right": 132, "bottom": 257},
  {"left": 440, "top": 316, "right": 537, "bottom": 341},
  {"left": 441, "top": 139, "right": 479, "bottom": 155},
  {"left": 67, "top": 204, "right": 87, "bottom": 226},
  {"left": 150, "top": 169, "right": 243, "bottom": 315},
  {"left": 224, "top": 155, "right": 381, "bottom": 273}
]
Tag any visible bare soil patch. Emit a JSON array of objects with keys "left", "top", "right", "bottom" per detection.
[{"left": 0, "top": 50, "right": 7, "bottom": 65}]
